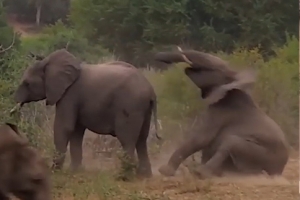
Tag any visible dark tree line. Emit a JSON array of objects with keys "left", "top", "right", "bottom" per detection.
[
  {"left": 3, "top": 0, "right": 69, "bottom": 25},
  {"left": 69, "top": 0, "right": 298, "bottom": 66},
  {"left": 1, "top": 0, "right": 299, "bottom": 67}
]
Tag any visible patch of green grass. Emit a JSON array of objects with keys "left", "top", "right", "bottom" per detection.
[
  {"left": 52, "top": 170, "right": 121, "bottom": 200},
  {"left": 51, "top": 169, "right": 176, "bottom": 200},
  {"left": 114, "top": 151, "right": 138, "bottom": 182}
]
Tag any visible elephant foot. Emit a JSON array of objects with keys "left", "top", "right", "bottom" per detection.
[
  {"left": 137, "top": 166, "right": 152, "bottom": 179},
  {"left": 158, "top": 164, "right": 176, "bottom": 177},
  {"left": 70, "top": 163, "right": 84, "bottom": 172},
  {"left": 136, "top": 172, "right": 152, "bottom": 179}
]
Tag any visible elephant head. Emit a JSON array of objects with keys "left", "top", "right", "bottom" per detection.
[
  {"left": 14, "top": 49, "right": 81, "bottom": 107},
  {"left": 154, "top": 48, "right": 256, "bottom": 104},
  {"left": 0, "top": 123, "right": 51, "bottom": 200}
]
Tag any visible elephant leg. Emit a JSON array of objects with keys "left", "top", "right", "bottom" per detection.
[
  {"left": 159, "top": 136, "right": 203, "bottom": 177},
  {"left": 158, "top": 118, "right": 219, "bottom": 177},
  {"left": 135, "top": 109, "right": 152, "bottom": 178},
  {"left": 136, "top": 138, "right": 152, "bottom": 178},
  {"left": 225, "top": 136, "right": 287, "bottom": 176},
  {"left": 69, "top": 125, "right": 86, "bottom": 171},
  {"left": 52, "top": 110, "right": 77, "bottom": 170},
  {"left": 115, "top": 111, "right": 144, "bottom": 169},
  {"left": 195, "top": 135, "right": 269, "bottom": 178},
  {"left": 195, "top": 136, "right": 240, "bottom": 178},
  {"left": 201, "top": 149, "right": 213, "bottom": 164},
  {"left": 194, "top": 149, "right": 228, "bottom": 179}
]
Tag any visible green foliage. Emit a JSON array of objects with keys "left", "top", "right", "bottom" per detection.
[
  {"left": 4, "top": 0, "right": 69, "bottom": 24},
  {"left": 52, "top": 170, "right": 121, "bottom": 199},
  {"left": 115, "top": 151, "right": 137, "bottom": 182},
  {"left": 70, "top": 0, "right": 298, "bottom": 66},
  {"left": 0, "top": 2, "right": 22, "bottom": 121},
  {"left": 21, "top": 20, "right": 110, "bottom": 62},
  {"left": 0, "top": 5, "right": 51, "bottom": 151}
]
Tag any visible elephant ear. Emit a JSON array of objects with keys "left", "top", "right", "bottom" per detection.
[
  {"left": 204, "top": 68, "right": 257, "bottom": 104},
  {"left": 41, "top": 49, "right": 81, "bottom": 105},
  {"left": 0, "top": 123, "right": 27, "bottom": 152}
]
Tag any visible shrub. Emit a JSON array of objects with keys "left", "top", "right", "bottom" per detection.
[{"left": 21, "top": 20, "right": 111, "bottom": 62}]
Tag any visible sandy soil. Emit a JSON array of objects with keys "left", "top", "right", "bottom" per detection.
[
  {"left": 77, "top": 132, "right": 300, "bottom": 200},
  {"left": 110, "top": 151, "right": 298, "bottom": 200}
]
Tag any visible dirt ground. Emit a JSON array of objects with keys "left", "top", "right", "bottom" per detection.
[
  {"left": 53, "top": 130, "right": 300, "bottom": 200},
  {"left": 51, "top": 146, "right": 298, "bottom": 200},
  {"left": 147, "top": 151, "right": 299, "bottom": 200}
]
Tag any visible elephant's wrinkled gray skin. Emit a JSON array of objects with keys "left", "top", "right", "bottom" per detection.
[
  {"left": 14, "top": 49, "right": 160, "bottom": 178},
  {"left": 0, "top": 123, "right": 51, "bottom": 200},
  {"left": 154, "top": 49, "right": 289, "bottom": 178}
]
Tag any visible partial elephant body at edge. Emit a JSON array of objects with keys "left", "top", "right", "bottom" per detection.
[{"left": 0, "top": 123, "right": 51, "bottom": 200}]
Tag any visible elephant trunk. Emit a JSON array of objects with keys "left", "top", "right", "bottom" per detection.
[
  {"left": 14, "top": 84, "right": 28, "bottom": 104},
  {"left": 154, "top": 52, "right": 186, "bottom": 64},
  {"left": 154, "top": 49, "right": 235, "bottom": 75}
]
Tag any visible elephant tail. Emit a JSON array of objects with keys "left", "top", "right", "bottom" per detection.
[{"left": 151, "top": 97, "right": 162, "bottom": 140}]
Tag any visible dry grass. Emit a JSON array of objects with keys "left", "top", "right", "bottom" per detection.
[{"left": 49, "top": 149, "right": 298, "bottom": 200}]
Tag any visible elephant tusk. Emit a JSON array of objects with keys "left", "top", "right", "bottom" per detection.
[
  {"left": 9, "top": 103, "right": 23, "bottom": 114},
  {"left": 177, "top": 46, "right": 193, "bottom": 65}
]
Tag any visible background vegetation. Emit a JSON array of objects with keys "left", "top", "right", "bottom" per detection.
[
  {"left": 2, "top": 0, "right": 298, "bottom": 66},
  {"left": 0, "top": 0, "right": 298, "bottom": 199}
]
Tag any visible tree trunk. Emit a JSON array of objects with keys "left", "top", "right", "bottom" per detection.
[{"left": 36, "top": 4, "right": 41, "bottom": 26}]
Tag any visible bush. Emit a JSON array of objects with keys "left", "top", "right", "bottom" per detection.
[
  {"left": 21, "top": 20, "right": 111, "bottom": 62},
  {"left": 4, "top": 0, "right": 70, "bottom": 25},
  {"left": 69, "top": 0, "right": 298, "bottom": 67}
]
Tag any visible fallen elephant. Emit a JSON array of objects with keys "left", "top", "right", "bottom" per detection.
[{"left": 154, "top": 48, "right": 289, "bottom": 179}]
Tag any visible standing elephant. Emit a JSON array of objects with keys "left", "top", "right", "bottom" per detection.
[
  {"left": 154, "top": 48, "right": 289, "bottom": 178},
  {"left": 0, "top": 123, "right": 51, "bottom": 200},
  {"left": 13, "top": 49, "right": 160, "bottom": 178}
]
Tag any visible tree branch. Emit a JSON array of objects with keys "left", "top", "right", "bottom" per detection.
[{"left": 0, "top": 32, "right": 16, "bottom": 54}]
